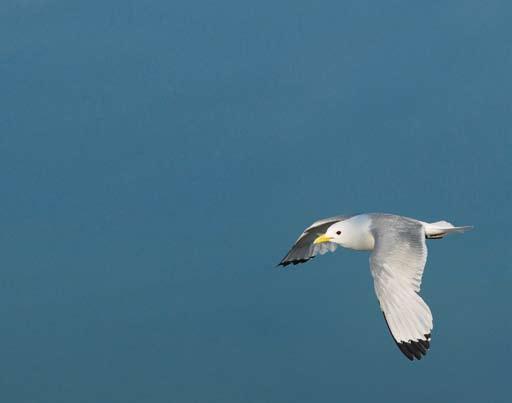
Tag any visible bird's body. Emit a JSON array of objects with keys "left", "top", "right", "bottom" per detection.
[{"left": 278, "top": 213, "right": 472, "bottom": 361}]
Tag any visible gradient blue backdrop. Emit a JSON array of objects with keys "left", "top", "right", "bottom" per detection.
[{"left": 1, "top": 1, "right": 510, "bottom": 402}]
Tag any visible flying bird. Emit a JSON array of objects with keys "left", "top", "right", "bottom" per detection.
[{"left": 278, "top": 213, "right": 472, "bottom": 361}]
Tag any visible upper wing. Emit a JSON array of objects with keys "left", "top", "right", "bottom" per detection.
[
  {"left": 369, "top": 215, "right": 433, "bottom": 361},
  {"left": 278, "top": 215, "right": 352, "bottom": 267}
]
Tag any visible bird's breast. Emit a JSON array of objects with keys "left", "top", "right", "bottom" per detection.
[
  {"left": 347, "top": 233, "right": 375, "bottom": 251},
  {"left": 341, "top": 214, "right": 375, "bottom": 251}
]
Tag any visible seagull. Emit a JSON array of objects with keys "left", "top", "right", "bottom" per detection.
[{"left": 278, "top": 213, "right": 472, "bottom": 361}]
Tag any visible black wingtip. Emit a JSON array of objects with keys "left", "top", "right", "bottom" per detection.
[
  {"left": 382, "top": 312, "right": 432, "bottom": 361},
  {"left": 276, "top": 256, "right": 314, "bottom": 268},
  {"left": 397, "top": 343, "right": 415, "bottom": 361},
  {"left": 396, "top": 336, "right": 431, "bottom": 361}
]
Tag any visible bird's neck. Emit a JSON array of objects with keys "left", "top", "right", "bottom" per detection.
[{"left": 341, "top": 214, "right": 375, "bottom": 251}]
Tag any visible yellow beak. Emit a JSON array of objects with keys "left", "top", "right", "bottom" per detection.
[{"left": 313, "top": 234, "right": 333, "bottom": 244}]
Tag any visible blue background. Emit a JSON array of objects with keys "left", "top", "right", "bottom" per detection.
[{"left": 1, "top": 1, "right": 510, "bottom": 402}]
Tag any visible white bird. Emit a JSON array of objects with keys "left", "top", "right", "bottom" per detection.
[{"left": 278, "top": 213, "right": 472, "bottom": 361}]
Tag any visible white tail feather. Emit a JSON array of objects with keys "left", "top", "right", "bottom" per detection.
[{"left": 423, "top": 220, "right": 473, "bottom": 239}]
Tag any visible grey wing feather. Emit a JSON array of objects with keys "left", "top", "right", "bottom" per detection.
[
  {"left": 278, "top": 215, "right": 352, "bottom": 267},
  {"left": 369, "top": 215, "right": 432, "bottom": 361}
]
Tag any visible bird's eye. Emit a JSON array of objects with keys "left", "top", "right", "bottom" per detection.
[{"left": 336, "top": 231, "right": 341, "bottom": 235}]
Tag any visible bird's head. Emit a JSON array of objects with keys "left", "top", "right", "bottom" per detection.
[{"left": 313, "top": 221, "right": 348, "bottom": 247}]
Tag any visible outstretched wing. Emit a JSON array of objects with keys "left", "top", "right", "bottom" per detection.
[
  {"left": 278, "top": 215, "right": 352, "bottom": 267},
  {"left": 369, "top": 215, "right": 433, "bottom": 361}
]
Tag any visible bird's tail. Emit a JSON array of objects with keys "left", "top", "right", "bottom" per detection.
[{"left": 423, "top": 220, "right": 473, "bottom": 239}]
